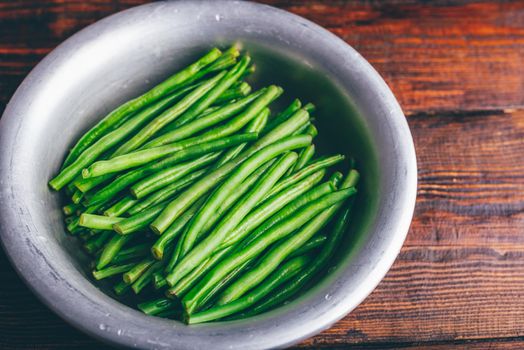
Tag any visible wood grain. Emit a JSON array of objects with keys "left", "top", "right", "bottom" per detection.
[
  {"left": 260, "top": 0, "right": 524, "bottom": 113},
  {"left": 408, "top": 109, "right": 524, "bottom": 246},
  {"left": 1, "top": 1, "right": 524, "bottom": 349},
  {"left": 2, "top": 1, "right": 524, "bottom": 114}
]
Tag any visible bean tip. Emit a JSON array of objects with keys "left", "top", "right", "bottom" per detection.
[
  {"left": 81, "top": 168, "right": 91, "bottom": 179},
  {"left": 48, "top": 178, "right": 60, "bottom": 191},
  {"left": 150, "top": 224, "right": 162, "bottom": 235},
  {"left": 151, "top": 247, "right": 163, "bottom": 260},
  {"left": 112, "top": 224, "right": 124, "bottom": 235}
]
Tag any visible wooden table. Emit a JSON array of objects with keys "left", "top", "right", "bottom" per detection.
[{"left": 1, "top": 1, "right": 523, "bottom": 349}]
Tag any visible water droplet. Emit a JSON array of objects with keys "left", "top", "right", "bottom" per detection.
[
  {"left": 325, "top": 294, "right": 331, "bottom": 300},
  {"left": 117, "top": 329, "right": 122, "bottom": 336},
  {"left": 99, "top": 323, "right": 106, "bottom": 330},
  {"left": 215, "top": 14, "right": 222, "bottom": 21}
]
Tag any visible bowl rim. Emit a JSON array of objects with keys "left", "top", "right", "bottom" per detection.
[{"left": 0, "top": 1, "right": 417, "bottom": 349}]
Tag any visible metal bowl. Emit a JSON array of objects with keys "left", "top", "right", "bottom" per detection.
[{"left": 0, "top": 1, "right": 417, "bottom": 349}]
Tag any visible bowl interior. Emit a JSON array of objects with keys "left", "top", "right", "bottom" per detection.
[
  {"left": 53, "top": 41, "right": 380, "bottom": 307},
  {"left": 0, "top": 2, "right": 414, "bottom": 349}
]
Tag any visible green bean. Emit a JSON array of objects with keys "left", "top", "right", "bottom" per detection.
[
  {"left": 92, "top": 262, "right": 136, "bottom": 280},
  {"left": 66, "top": 218, "right": 80, "bottom": 233},
  {"left": 218, "top": 187, "right": 356, "bottom": 304},
  {"left": 143, "top": 89, "right": 265, "bottom": 149},
  {"left": 157, "top": 51, "right": 246, "bottom": 131},
  {"left": 97, "top": 234, "right": 133, "bottom": 269},
  {"left": 113, "top": 201, "right": 168, "bottom": 235},
  {"left": 178, "top": 158, "right": 277, "bottom": 258},
  {"left": 288, "top": 235, "right": 327, "bottom": 259},
  {"left": 303, "top": 102, "right": 316, "bottom": 114},
  {"left": 170, "top": 163, "right": 270, "bottom": 263},
  {"left": 74, "top": 173, "right": 114, "bottom": 193},
  {"left": 79, "top": 213, "right": 123, "bottom": 230},
  {"left": 151, "top": 106, "right": 309, "bottom": 233},
  {"left": 131, "top": 261, "right": 162, "bottom": 294},
  {"left": 71, "top": 190, "right": 83, "bottom": 204},
  {"left": 161, "top": 216, "right": 193, "bottom": 268},
  {"left": 212, "top": 82, "right": 251, "bottom": 105},
  {"left": 166, "top": 164, "right": 270, "bottom": 273},
  {"left": 293, "top": 121, "right": 311, "bottom": 136},
  {"left": 83, "top": 231, "right": 111, "bottom": 255},
  {"left": 165, "top": 150, "right": 300, "bottom": 287},
  {"left": 264, "top": 154, "right": 345, "bottom": 200},
  {"left": 166, "top": 252, "right": 223, "bottom": 298},
  {"left": 85, "top": 133, "right": 257, "bottom": 206},
  {"left": 329, "top": 171, "right": 343, "bottom": 188},
  {"left": 294, "top": 144, "right": 315, "bottom": 171},
  {"left": 104, "top": 196, "right": 138, "bottom": 217},
  {"left": 181, "top": 188, "right": 354, "bottom": 313},
  {"left": 50, "top": 81, "right": 209, "bottom": 191},
  {"left": 127, "top": 168, "right": 208, "bottom": 216},
  {"left": 217, "top": 170, "right": 327, "bottom": 250},
  {"left": 72, "top": 83, "right": 199, "bottom": 193},
  {"left": 152, "top": 197, "right": 207, "bottom": 262},
  {"left": 201, "top": 46, "right": 239, "bottom": 72},
  {"left": 66, "top": 177, "right": 80, "bottom": 192},
  {"left": 239, "top": 182, "right": 334, "bottom": 249},
  {"left": 246, "top": 170, "right": 360, "bottom": 315},
  {"left": 65, "top": 216, "right": 76, "bottom": 225},
  {"left": 263, "top": 98, "right": 302, "bottom": 133},
  {"left": 112, "top": 55, "right": 249, "bottom": 156},
  {"left": 305, "top": 124, "right": 318, "bottom": 138},
  {"left": 112, "top": 243, "right": 150, "bottom": 264},
  {"left": 149, "top": 108, "right": 310, "bottom": 234},
  {"left": 167, "top": 170, "right": 322, "bottom": 299},
  {"left": 123, "top": 258, "right": 156, "bottom": 284},
  {"left": 138, "top": 298, "right": 177, "bottom": 316},
  {"left": 195, "top": 258, "right": 253, "bottom": 311},
  {"left": 130, "top": 152, "right": 220, "bottom": 199},
  {"left": 71, "top": 87, "right": 195, "bottom": 193},
  {"left": 149, "top": 85, "right": 281, "bottom": 161},
  {"left": 109, "top": 71, "right": 228, "bottom": 156},
  {"left": 84, "top": 131, "right": 256, "bottom": 178},
  {"left": 160, "top": 56, "right": 250, "bottom": 131},
  {"left": 212, "top": 108, "right": 269, "bottom": 167},
  {"left": 62, "top": 48, "right": 222, "bottom": 168},
  {"left": 153, "top": 272, "right": 167, "bottom": 290},
  {"left": 113, "top": 280, "right": 131, "bottom": 296},
  {"left": 187, "top": 255, "right": 309, "bottom": 323},
  {"left": 62, "top": 203, "right": 79, "bottom": 216}
]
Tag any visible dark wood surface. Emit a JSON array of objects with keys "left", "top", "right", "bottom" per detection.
[{"left": 1, "top": 1, "right": 523, "bottom": 349}]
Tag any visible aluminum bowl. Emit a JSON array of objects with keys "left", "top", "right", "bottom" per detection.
[{"left": 0, "top": 1, "right": 417, "bottom": 349}]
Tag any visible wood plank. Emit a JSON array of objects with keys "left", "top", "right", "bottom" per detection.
[
  {"left": 407, "top": 109, "right": 524, "bottom": 246},
  {"left": 0, "top": 1, "right": 523, "bottom": 349},
  {"left": 1, "top": 1, "right": 524, "bottom": 113},
  {"left": 298, "top": 245, "right": 524, "bottom": 347},
  {"left": 0, "top": 252, "right": 102, "bottom": 349},
  {"left": 260, "top": 0, "right": 524, "bottom": 113},
  {"left": 294, "top": 338, "right": 524, "bottom": 349},
  {"left": 3, "top": 244, "right": 524, "bottom": 348}
]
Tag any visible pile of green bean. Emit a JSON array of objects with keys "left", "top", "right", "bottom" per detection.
[{"left": 49, "top": 47, "right": 359, "bottom": 324}]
